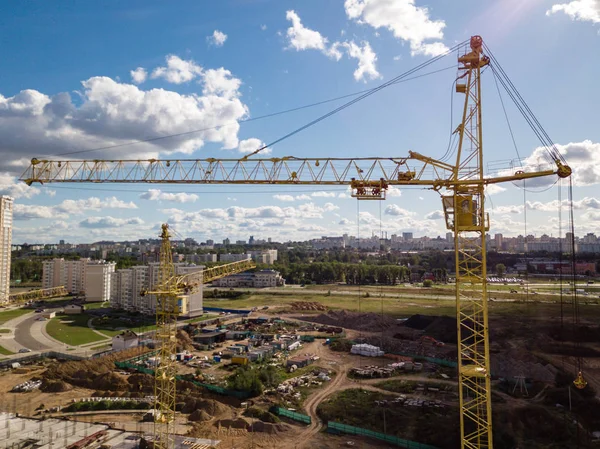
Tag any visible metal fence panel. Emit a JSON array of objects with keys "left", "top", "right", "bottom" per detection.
[{"left": 327, "top": 421, "right": 440, "bottom": 449}]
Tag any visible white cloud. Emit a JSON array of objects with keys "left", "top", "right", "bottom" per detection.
[
  {"left": 424, "top": 210, "right": 444, "bottom": 220},
  {"left": 296, "top": 194, "right": 311, "bottom": 201},
  {"left": 387, "top": 186, "right": 402, "bottom": 197},
  {"left": 140, "top": 189, "right": 199, "bottom": 203},
  {"left": 260, "top": 24, "right": 267, "bottom": 31},
  {"left": 13, "top": 204, "right": 68, "bottom": 221},
  {"left": 486, "top": 184, "right": 507, "bottom": 195},
  {"left": 0, "top": 66, "right": 252, "bottom": 171},
  {"left": 342, "top": 41, "right": 381, "bottom": 82},
  {"left": 311, "top": 191, "right": 337, "bottom": 198},
  {"left": 514, "top": 140, "right": 600, "bottom": 187},
  {"left": 130, "top": 67, "right": 148, "bottom": 84},
  {"left": 385, "top": 204, "right": 414, "bottom": 216},
  {"left": 285, "top": 10, "right": 330, "bottom": 53},
  {"left": 344, "top": 0, "right": 449, "bottom": 57},
  {"left": 56, "top": 196, "right": 138, "bottom": 214},
  {"left": 339, "top": 218, "right": 352, "bottom": 225},
  {"left": 209, "top": 30, "right": 228, "bottom": 47},
  {"left": 79, "top": 216, "right": 144, "bottom": 228},
  {"left": 151, "top": 55, "right": 203, "bottom": 84},
  {"left": 546, "top": 0, "right": 600, "bottom": 24},
  {"left": 238, "top": 137, "right": 270, "bottom": 155},
  {"left": 0, "top": 173, "right": 43, "bottom": 199},
  {"left": 273, "top": 194, "right": 295, "bottom": 202},
  {"left": 490, "top": 205, "right": 523, "bottom": 214},
  {"left": 323, "top": 202, "right": 339, "bottom": 212},
  {"left": 526, "top": 197, "right": 600, "bottom": 212}
]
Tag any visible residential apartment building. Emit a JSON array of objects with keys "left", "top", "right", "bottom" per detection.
[
  {"left": 0, "top": 196, "right": 13, "bottom": 304},
  {"left": 42, "top": 258, "right": 114, "bottom": 301},
  {"left": 219, "top": 253, "right": 251, "bottom": 263},
  {"left": 110, "top": 263, "right": 204, "bottom": 317},
  {"left": 213, "top": 269, "right": 285, "bottom": 288},
  {"left": 247, "top": 249, "right": 278, "bottom": 265}
]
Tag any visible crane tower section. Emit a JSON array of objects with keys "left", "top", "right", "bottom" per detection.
[{"left": 442, "top": 36, "right": 492, "bottom": 449}]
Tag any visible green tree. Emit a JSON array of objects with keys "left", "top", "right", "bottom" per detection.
[{"left": 495, "top": 263, "right": 506, "bottom": 277}]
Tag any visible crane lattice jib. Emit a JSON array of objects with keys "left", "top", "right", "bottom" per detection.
[
  {"left": 19, "top": 36, "right": 573, "bottom": 449},
  {"left": 20, "top": 154, "right": 567, "bottom": 190}
]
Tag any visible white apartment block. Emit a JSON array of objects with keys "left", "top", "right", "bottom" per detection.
[
  {"left": 247, "top": 249, "right": 278, "bottom": 265},
  {"left": 0, "top": 196, "right": 13, "bottom": 304},
  {"left": 213, "top": 269, "right": 285, "bottom": 288},
  {"left": 42, "top": 258, "right": 114, "bottom": 302},
  {"left": 110, "top": 263, "right": 203, "bottom": 318},
  {"left": 219, "top": 253, "right": 251, "bottom": 263}
]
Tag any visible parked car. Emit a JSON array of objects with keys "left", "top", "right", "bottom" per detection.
[
  {"left": 18, "top": 348, "right": 32, "bottom": 353},
  {"left": 37, "top": 317, "right": 47, "bottom": 321},
  {"left": 35, "top": 309, "right": 44, "bottom": 313}
]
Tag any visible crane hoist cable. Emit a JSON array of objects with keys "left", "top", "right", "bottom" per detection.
[{"left": 243, "top": 39, "right": 469, "bottom": 158}]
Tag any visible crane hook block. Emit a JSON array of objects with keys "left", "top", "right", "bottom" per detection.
[
  {"left": 574, "top": 371, "right": 587, "bottom": 390},
  {"left": 556, "top": 162, "right": 572, "bottom": 179}
]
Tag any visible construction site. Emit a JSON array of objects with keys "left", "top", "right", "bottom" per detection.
[{"left": 0, "top": 4, "right": 599, "bottom": 447}]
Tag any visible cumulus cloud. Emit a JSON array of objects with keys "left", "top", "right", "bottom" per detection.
[
  {"left": 56, "top": 196, "right": 138, "bottom": 214},
  {"left": 79, "top": 216, "right": 144, "bottom": 228},
  {"left": 490, "top": 205, "right": 523, "bottom": 214},
  {"left": 486, "top": 184, "right": 507, "bottom": 195},
  {"left": 273, "top": 194, "right": 295, "bottom": 202},
  {"left": 342, "top": 41, "right": 381, "bottom": 82},
  {"left": 260, "top": 24, "right": 267, "bottom": 31},
  {"left": 311, "top": 191, "right": 337, "bottom": 198},
  {"left": 385, "top": 204, "right": 413, "bottom": 216},
  {"left": 130, "top": 67, "right": 147, "bottom": 84},
  {"left": 209, "top": 30, "right": 228, "bottom": 47},
  {"left": 0, "top": 64, "right": 251, "bottom": 172},
  {"left": 546, "top": 0, "right": 600, "bottom": 24},
  {"left": 0, "top": 173, "right": 44, "bottom": 199},
  {"left": 13, "top": 204, "right": 68, "bottom": 221},
  {"left": 344, "top": 0, "right": 449, "bottom": 56},
  {"left": 513, "top": 140, "right": 600, "bottom": 187},
  {"left": 140, "top": 189, "right": 199, "bottom": 203},
  {"left": 424, "top": 210, "right": 444, "bottom": 220},
  {"left": 323, "top": 202, "right": 339, "bottom": 212},
  {"left": 284, "top": 10, "right": 380, "bottom": 81},
  {"left": 339, "top": 218, "right": 352, "bottom": 225},
  {"left": 151, "top": 55, "right": 203, "bottom": 84},
  {"left": 238, "top": 137, "right": 270, "bottom": 154}
]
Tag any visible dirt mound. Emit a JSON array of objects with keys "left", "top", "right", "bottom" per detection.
[
  {"left": 91, "top": 372, "right": 129, "bottom": 391},
  {"left": 127, "top": 373, "right": 154, "bottom": 393},
  {"left": 307, "top": 310, "right": 399, "bottom": 332},
  {"left": 40, "top": 379, "right": 72, "bottom": 393},
  {"left": 249, "top": 421, "right": 291, "bottom": 434},
  {"left": 43, "top": 348, "right": 151, "bottom": 389},
  {"left": 189, "top": 409, "right": 212, "bottom": 422},
  {"left": 215, "top": 417, "right": 250, "bottom": 429},
  {"left": 177, "top": 329, "right": 194, "bottom": 351},
  {"left": 183, "top": 398, "right": 231, "bottom": 417},
  {"left": 291, "top": 301, "right": 327, "bottom": 311},
  {"left": 403, "top": 314, "right": 457, "bottom": 343}
]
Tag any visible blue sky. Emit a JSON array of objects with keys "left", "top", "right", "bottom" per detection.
[{"left": 1, "top": 0, "right": 599, "bottom": 244}]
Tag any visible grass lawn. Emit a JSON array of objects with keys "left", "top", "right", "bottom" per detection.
[
  {"left": 0, "top": 308, "right": 31, "bottom": 325},
  {"left": 85, "top": 301, "right": 111, "bottom": 310},
  {"left": 0, "top": 345, "right": 14, "bottom": 355},
  {"left": 0, "top": 329, "right": 11, "bottom": 333},
  {"left": 204, "top": 291, "right": 600, "bottom": 320},
  {"left": 89, "top": 343, "right": 112, "bottom": 351},
  {"left": 46, "top": 314, "right": 106, "bottom": 346}
]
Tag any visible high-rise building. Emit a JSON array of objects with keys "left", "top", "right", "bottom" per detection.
[
  {"left": 0, "top": 196, "right": 13, "bottom": 304},
  {"left": 402, "top": 232, "right": 413, "bottom": 241},
  {"left": 42, "top": 258, "right": 114, "bottom": 301}
]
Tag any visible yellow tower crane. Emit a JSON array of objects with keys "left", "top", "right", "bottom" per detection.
[
  {"left": 20, "top": 36, "right": 573, "bottom": 449},
  {"left": 141, "top": 224, "right": 255, "bottom": 449}
]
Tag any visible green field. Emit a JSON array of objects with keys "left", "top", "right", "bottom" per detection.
[
  {"left": 0, "top": 329, "right": 11, "bottom": 333},
  {"left": 0, "top": 308, "right": 31, "bottom": 325},
  {"left": 0, "top": 345, "right": 14, "bottom": 355},
  {"left": 85, "top": 301, "right": 110, "bottom": 310},
  {"left": 204, "top": 289, "right": 600, "bottom": 320},
  {"left": 46, "top": 314, "right": 106, "bottom": 346},
  {"left": 185, "top": 314, "right": 217, "bottom": 324}
]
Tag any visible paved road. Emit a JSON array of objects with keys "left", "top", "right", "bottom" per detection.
[{"left": 14, "top": 313, "right": 53, "bottom": 351}]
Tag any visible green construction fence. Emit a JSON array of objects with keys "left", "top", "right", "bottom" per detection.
[
  {"left": 270, "top": 406, "right": 311, "bottom": 425},
  {"left": 327, "top": 421, "right": 440, "bottom": 449}
]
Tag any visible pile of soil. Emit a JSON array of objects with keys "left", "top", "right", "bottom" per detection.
[
  {"left": 307, "top": 310, "right": 399, "bottom": 332},
  {"left": 215, "top": 417, "right": 250, "bottom": 429},
  {"left": 91, "top": 372, "right": 129, "bottom": 391},
  {"left": 40, "top": 379, "right": 72, "bottom": 393},
  {"left": 189, "top": 409, "right": 212, "bottom": 422},
  {"left": 290, "top": 301, "right": 327, "bottom": 311},
  {"left": 183, "top": 398, "right": 231, "bottom": 417},
  {"left": 176, "top": 329, "right": 194, "bottom": 351},
  {"left": 404, "top": 314, "right": 457, "bottom": 343}
]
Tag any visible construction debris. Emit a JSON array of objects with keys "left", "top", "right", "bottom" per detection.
[
  {"left": 290, "top": 301, "right": 327, "bottom": 311},
  {"left": 11, "top": 380, "right": 42, "bottom": 392}
]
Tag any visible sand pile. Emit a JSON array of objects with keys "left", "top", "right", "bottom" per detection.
[
  {"left": 176, "top": 329, "right": 194, "bottom": 351},
  {"left": 215, "top": 418, "right": 250, "bottom": 429},
  {"left": 183, "top": 398, "right": 231, "bottom": 417},
  {"left": 40, "top": 379, "right": 72, "bottom": 393},
  {"left": 248, "top": 421, "right": 291, "bottom": 434}
]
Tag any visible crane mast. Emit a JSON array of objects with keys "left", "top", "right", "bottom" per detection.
[
  {"left": 19, "top": 36, "right": 573, "bottom": 449},
  {"left": 446, "top": 36, "right": 492, "bottom": 449}
]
